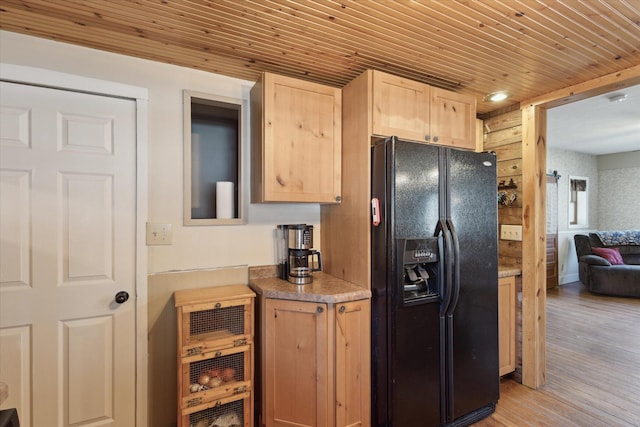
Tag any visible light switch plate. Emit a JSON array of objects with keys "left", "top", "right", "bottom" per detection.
[
  {"left": 146, "top": 222, "right": 173, "bottom": 245},
  {"left": 500, "top": 224, "right": 522, "bottom": 241}
]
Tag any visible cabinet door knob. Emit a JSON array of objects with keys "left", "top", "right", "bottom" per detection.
[
  {"left": 433, "top": 136, "right": 439, "bottom": 143},
  {"left": 425, "top": 135, "right": 430, "bottom": 141},
  {"left": 317, "top": 306, "right": 324, "bottom": 313},
  {"left": 339, "top": 305, "right": 346, "bottom": 313}
]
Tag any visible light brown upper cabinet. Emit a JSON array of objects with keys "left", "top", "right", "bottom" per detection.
[
  {"left": 371, "top": 70, "right": 477, "bottom": 150},
  {"left": 251, "top": 72, "right": 342, "bottom": 203},
  {"left": 430, "top": 87, "right": 477, "bottom": 150},
  {"left": 372, "top": 71, "right": 430, "bottom": 142}
]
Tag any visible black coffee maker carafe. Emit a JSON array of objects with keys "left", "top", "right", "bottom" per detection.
[{"left": 277, "top": 224, "right": 322, "bottom": 284}]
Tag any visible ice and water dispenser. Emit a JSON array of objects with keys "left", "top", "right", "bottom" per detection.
[{"left": 398, "top": 238, "right": 440, "bottom": 304}]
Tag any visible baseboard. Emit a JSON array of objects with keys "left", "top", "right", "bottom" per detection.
[{"left": 560, "top": 273, "right": 579, "bottom": 285}]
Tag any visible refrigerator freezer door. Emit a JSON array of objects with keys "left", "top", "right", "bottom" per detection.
[{"left": 371, "top": 139, "right": 444, "bottom": 427}]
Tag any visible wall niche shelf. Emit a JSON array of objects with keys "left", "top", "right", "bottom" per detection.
[{"left": 184, "top": 90, "right": 244, "bottom": 225}]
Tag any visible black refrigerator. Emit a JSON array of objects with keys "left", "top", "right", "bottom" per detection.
[{"left": 371, "top": 137, "right": 499, "bottom": 427}]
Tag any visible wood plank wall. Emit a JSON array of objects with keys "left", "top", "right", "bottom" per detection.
[
  {"left": 483, "top": 108, "right": 525, "bottom": 381},
  {"left": 483, "top": 109, "right": 523, "bottom": 268}
]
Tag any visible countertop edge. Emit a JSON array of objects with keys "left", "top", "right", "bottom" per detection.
[
  {"left": 249, "top": 272, "right": 371, "bottom": 304},
  {"left": 498, "top": 266, "right": 522, "bottom": 278}
]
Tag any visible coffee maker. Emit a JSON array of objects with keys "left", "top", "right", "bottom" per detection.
[{"left": 277, "top": 224, "right": 322, "bottom": 284}]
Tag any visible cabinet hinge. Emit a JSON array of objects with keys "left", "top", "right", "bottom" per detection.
[
  {"left": 187, "top": 397, "right": 202, "bottom": 407},
  {"left": 187, "top": 347, "right": 202, "bottom": 356}
]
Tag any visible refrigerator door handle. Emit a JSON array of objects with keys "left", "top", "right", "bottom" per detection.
[
  {"left": 445, "top": 219, "right": 461, "bottom": 315},
  {"left": 435, "top": 219, "right": 454, "bottom": 315}
]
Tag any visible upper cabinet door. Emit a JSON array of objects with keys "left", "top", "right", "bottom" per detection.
[
  {"left": 372, "top": 70, "right": 431, "bottom": 143},
  {"left": 430, "top": 87, "right": 477, "bottom": 150},
  {"left": 252, "top": 72, "right": 342, "bottom": 203}
]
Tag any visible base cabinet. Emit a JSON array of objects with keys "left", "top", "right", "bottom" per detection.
[
  {"left": 259, "top": 297, "right": 370, "bottom": 427},
  {"left": 498, "top": 276, "right": 517, "bottom": 376}
]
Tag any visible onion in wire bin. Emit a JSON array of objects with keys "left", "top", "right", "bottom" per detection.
[
  {"left": 221, "top": 367, "right": 236, "bottom": 382},
  {"left": 207, "top": 376, "right": 222, "bottom": 388},
  {"left": 198, "top": 373, "right": 211, "bottom": 386}
]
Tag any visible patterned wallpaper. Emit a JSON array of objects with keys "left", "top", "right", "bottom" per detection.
[
  {"left": 598, "top": 167, "right": 640, "bottom": 230},
  {"left": 547, "top": 148, "right": 599, "bottom": 232},
  {"left": 547, "top": 148, "right": 640, "bottom": 231}
]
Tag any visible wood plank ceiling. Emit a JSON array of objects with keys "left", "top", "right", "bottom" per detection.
[{"left": 1, "top": 0, "right": 639, "bottom": 115}]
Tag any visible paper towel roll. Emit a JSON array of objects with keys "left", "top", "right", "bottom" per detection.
[{"left": 216, "top": 181, "right": 234, "bottom": 219}]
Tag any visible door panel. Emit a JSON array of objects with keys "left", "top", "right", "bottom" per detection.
[
  {"left": 0, "top": 82, "right": 136, "bottom": 426},
  {"left": 65, "top": 316, "right": 114, "bottom": 424},
  {"left": 372, "top": 71, "right": 430, "bottom": 142},
  {"left": 265, "top": 298, "right": 328, "bottom": 427},
  {"left": 0, "top": 169, "right": 31, "bottom": 288},
  {"left": 0, "top": 326, "right": 31, "bottom": 426}
]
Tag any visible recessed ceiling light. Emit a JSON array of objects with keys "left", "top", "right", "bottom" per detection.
[
  {"left": 485, "top": 91, "right": 510, "bottom": 102},
  {"left": 607, "top": 93, "right": 628, "bottom": 103}
]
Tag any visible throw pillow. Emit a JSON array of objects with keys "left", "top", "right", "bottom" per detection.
[{"left": 592, "top": 247, "right": 625, "bottom": 265}]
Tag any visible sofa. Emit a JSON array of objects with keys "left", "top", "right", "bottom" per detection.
[{"left": 574, "top": 230, "right": 640, "bottom": 297}]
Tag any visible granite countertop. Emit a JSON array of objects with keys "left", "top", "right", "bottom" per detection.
[
  {"left": 249, "top": 270, "right": 371, "bottom": 303},
  {"left": 498, "top": 265, "right": 522, "bottom": 278}
]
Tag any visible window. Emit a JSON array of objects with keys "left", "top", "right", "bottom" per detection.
[{"left": 568, "top": 176, "right": 588, "bottom": 228}]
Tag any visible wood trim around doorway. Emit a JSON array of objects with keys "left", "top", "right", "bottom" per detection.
[{"left": 518, "top": 64, "right": 640, "bottom": 389}]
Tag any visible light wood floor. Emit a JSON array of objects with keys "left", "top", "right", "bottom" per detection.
[{"left": 474, "top": 281, "right": 640, "bottom": 427}]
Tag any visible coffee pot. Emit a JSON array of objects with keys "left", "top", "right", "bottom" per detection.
[{"left": 277, "top": 224, "right": 322, "bottom": 284}]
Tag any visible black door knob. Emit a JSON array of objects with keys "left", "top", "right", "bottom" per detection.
[{"left": 115, "top": 291, "right": 130, "bottom": 304}]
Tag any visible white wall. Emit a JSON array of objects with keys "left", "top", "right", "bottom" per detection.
[{"left": 0, "top": 31, "right": 320, "bottom": 274}]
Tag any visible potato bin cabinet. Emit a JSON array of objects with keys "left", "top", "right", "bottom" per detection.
[{"left": 175, "top": 285, "right": 256, "bottom": 427}]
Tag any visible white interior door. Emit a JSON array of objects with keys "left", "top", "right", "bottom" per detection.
[{"left": 0, "top": 81, "right": 136, "bottom": 426}]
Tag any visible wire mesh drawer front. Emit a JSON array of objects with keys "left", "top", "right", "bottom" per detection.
[
  {"left": 183, "top": 347, "right": 251, "bottom": 407},
  {"left": 184, "top": 394, "right": 251, "bottom": 427},
  {"left": 180, "top": 299, "right": 253, "bottom": 357},
  {"left": 191, "top": 304, "right": 244, "bottom": 337}
]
